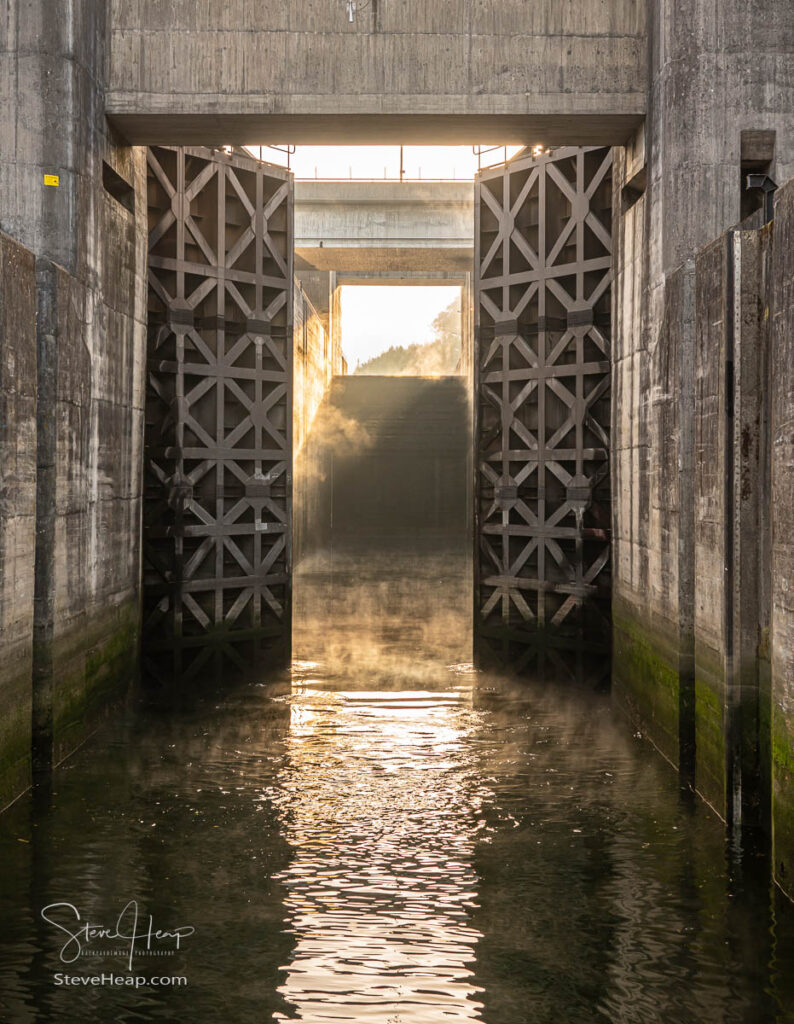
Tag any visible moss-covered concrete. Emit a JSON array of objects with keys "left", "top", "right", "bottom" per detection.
[
  {"left": 51, "top": 599, "right": 140, "bottom": 767},
  {"left": 0, "top": 600, "right": 140, "bottom": 807},
  {"left": 611, "top": 598, "right": 681, "bottom": 771},
  {"left": 693, "top": 641, "right": 727, "bottom": 818},
  {"left": 771, "top": 179, "right": 794, "bottom": 899},
  {"left": 0, "top": 664, "right": 32, "bottom": 810},
  {"left": 773, "top": 711, "right": 794, "bottom": 899}
]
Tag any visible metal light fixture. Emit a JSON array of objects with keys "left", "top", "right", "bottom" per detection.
[
  {"left": 345, "top": 0, "right": 371, "bottom": 21},
  {"left": 745, "top": 172, "right": 778, "bottom": 223}
]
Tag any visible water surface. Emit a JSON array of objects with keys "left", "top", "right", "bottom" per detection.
[{"left": 1, "top": 629, "right": 794, "bottom": 1022}]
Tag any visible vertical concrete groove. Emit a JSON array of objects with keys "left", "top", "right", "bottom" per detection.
[
  {"left": 724, "top": 230, "right": 739, "bottom": 833},
  {"left": 31, "top": 259, "right": 57, "bottom": 780},
  {"left": 677, "top": 258, "right": 696, "bottom": 787}
]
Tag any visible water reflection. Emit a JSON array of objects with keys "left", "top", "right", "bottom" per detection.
[
  {"left": 272, "top": 676, "right": 485, "bottom": 1021},
  {"left": 2, "top": 619, "right": 794, "bottom": 1020}
]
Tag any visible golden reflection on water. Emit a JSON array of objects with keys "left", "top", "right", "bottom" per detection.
[{"left": 271, "top": 677, "right": 488, "bottom": 1022}]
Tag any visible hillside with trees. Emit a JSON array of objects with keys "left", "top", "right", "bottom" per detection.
[{"left": 353, "top": 296, "right": 462, "bottom": 376}]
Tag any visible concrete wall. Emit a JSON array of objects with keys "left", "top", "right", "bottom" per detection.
[
  {"left": 0, "top": 232, "right": 36, "bottom": 802},
  {"left": 294, "top": 278, "right": 347, "bottom": 454},
  {"left": 0, "top": 0, "right": 148, "bottom": 806},
  {"left": 615, "top": 171, "right": 793, "bottom": 886},
  {"left": 772, "top": 183, "right": 794, "bottom": 896},
  {"left": 106, "top": 0, "right": 647, "bottom": 145},
  {"left": 0, "top": 0, "right": 791, "bottom": 893},
  {"left": 42, "top": 195, "right": 147, "bottom": 773},
  {"left": 295, "top": 181, "right": 473, "bottom": 273},
  {"left": 611, "top": 0, "right": 793, "bottom": 801},
  {"left": 293, "top": 279, "right": 346, "bottom": 567},
  {"left": 692, "top": 227, "right": 772, "bottom": 825}
]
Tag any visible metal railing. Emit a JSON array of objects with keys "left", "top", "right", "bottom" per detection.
[
  {"left": 254, "top": 144, "right": 296, "bottom": 170},
  {"left": 244, "top": 144, "right": 533, "bottom": 181},
  {"left": 472, "top": 145, "right": 510, "bottom": 170}
]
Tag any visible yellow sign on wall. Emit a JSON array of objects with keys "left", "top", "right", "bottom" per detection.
[{"left": 44, "top": 174, "right": 59, "bottom": 187}]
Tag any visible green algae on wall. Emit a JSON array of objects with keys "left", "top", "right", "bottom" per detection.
[
  {"left": 774, "top": 712, "right": 794, "bottom": 899},
  {"left": 0, "top": 684, "right": 32, "bottom": 811},
  {"left": 693, "top": 666, "right": 727, "bottom": 819},
  {"left": 51, "top": 599, "right": 140, "bottom": 769},
  {"left": 612, "top": 603, "right": 682, "bottom": 771}
]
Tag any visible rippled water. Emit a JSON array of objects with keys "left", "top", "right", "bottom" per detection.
[{"left": 2, "top": 572, "right": 794, "bottom": 1022}]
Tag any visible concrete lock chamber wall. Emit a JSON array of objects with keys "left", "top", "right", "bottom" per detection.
[{"left": 0, "top": 0, "right": 792, "bottom": 904}]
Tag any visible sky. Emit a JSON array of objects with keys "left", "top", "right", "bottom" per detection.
[
  {"left": 340, "top": 285, "right": 461, "bottom": 368},
  {"left": 245, "top": 144, "right": 524, "bottom": 179},
  {"left": 242, "top": 145, "right": 525, "bottom": 370}
]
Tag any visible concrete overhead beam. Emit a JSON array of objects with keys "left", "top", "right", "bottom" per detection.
[
  {"left": 106, "top": 0, "right": 647, "bottom": 145},
  {"left": 294, "top": 180, "right": 474, "bottom": 272},
  {"left": 106, "top": 112, "right": 645, "bottom": 147},
  {"left": 295, "top": 247, "right": 473, "bottom": 272},
  {"left": 334, "top": 271, "right": 468, "bottom": 287}
]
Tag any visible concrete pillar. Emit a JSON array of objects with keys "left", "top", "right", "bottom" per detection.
[
  {"left": 0, "top": 0, "right": 147, "bottom": 801},
  {"left": 693, "top": 228, "right": 771, "bottom": 830},
  {"left": 0, "top": 232, "right": 37, "bottom": 804},
  {"left": 295, "top": 270, "right": 333, "bottom": 334},
  {"left": 611, "top": 0, "right": 793, "bottom": 795},
  {"left": 612, "top": 133, "right": 697, "bottom": 776},
  {"left": 771, "top": 182, "right": 794, "bottom": 894},
  {"left": 330, "top": 277, "right": 344, "bottom": 373}
]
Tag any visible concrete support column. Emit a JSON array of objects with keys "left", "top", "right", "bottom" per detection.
[
  {"left": 612, "top": 131, "right": 696, "bottom": 775},
  {"left": 0, "top": 232, "right": 37, "bottom": 803},
  {"left": 693, "top": 228, "right": 771, "bottom": 832},
  {"left": 2, "top": 0, "right": 97, "bottom": 774},
  {"left": 612, "top": 0, "right": 793, "bottom": 818},
  {"left": 771, "top": 184, "right": 794, "bottom": 894},
  {"left": 330, "top": 277, "right": 343, "bottom": 373},
  {"left": 31, "top": 259, "right": 58, "bottom": 777},
  {"left": 0, "top": 0, "right": 148, "bottom": 804}
]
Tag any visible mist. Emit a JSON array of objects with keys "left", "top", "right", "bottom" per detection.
[{"left": 293, "top": 373, "right": 472, "bottom": 683}]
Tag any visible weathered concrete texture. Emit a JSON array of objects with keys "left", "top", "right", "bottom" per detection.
[
  {"left": 105, "top": 0, "right": 647, "bottom": 144},
  {"left": 692, "top": 229, "right": 770, "bottom": 822},
  {"left": 645, "top": 0, "right": 794, "bottom": 279},
  {"left": 295, "top": 270, "right": 334, "bottom": 334},
  {"left": 772, "top": 181, "right": 794, "bottom": 896},
  {"left": 612, "top": 143, "right": 695, "bottom": 774},
  {"left": 0, "top": 0, "right": 149, "bottom": 802},
  {"left": 44, "top": 246, "right": 147, "bottom": 769},
  {"left": 612, "top": 0, "right": 793, "bottom": 799},
  {"left": 293, "top": 279, "right": 346, "bottom": 569},
  {"left": 295, "top": 182, "right": 474, "bottom": 273},
  {"left": 692, "top": 236, "right": 730, "bottom": 814},
  {"left": 616, "top": 169, "right": 792, "bottom": 883},
  {"left": 0, "top": 232, "right": 36, "bottom": 805},
  {"left": 294, "top": 277, "right": 347, "bottom": 454},
  {"left": 614, "top": 206, "right": 782, "bottom": 827}
]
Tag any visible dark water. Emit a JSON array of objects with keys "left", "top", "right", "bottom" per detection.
[
  {"left": 2, "top": 584, "right": 794, "bottom": 1023},
  {"left": 0, "top": 355, "right": 791, "bottom": 1024}
]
